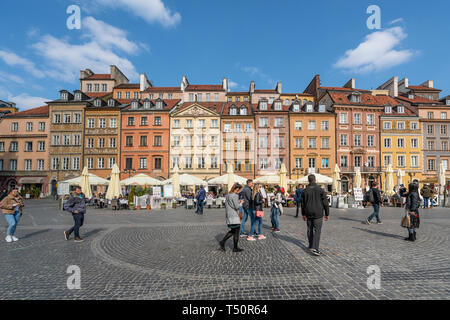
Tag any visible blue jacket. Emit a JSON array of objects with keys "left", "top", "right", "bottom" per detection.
[
  {"left": 196, "top": 189, "right": 206, "bottom": 202},
  {"left": 294, "top": 188, "right": 303, "bottom": 203},
  {"left": 64, "top": 193, "right": 89, "bottom": 214}
]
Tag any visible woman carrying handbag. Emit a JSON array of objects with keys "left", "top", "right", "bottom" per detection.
[
  {"left": 248, "top": 184, "right": 266, "bottom": 241},
  {"left": 404, "top": 182, "right": 421, "bottom": 241},
  {"left": 219, "top": 183, "right": 244, "bottom": 252}
]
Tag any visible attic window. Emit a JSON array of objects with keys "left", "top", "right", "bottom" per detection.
[
  {"left": 408, "top": 94, "right": 415, "bottom": 99},
  {"left": 397, "top": 105, "right": 404, "bottom": 113},
  {"left": 385, "top": 105, "right": 392, "bottom": 113},
  {"left": 131, "top": 101, "right": 138, "bottom": 109},
  {"left": 156, "top": 100, "right": 163, "bottom": 109},
  {"left": 94, "top": 99, "right": 101, "bottom": 107},
  {"left": 230, "top": 107, "right": 237, "bottom": 115},
  {"left": 240, "top": 107, "right": 247, "bottom": 115},
  {"left": 446, "top": 99, "right": 450, "bottom": 105},
  {"left": 260, "top": 101, "right": 267, "bottom": 110},
  {"left": 350, "top": 93, "right": 361, "bottom": 103},
  {"left": 144, "top": 100, "right": 151, "bottom": 109},
  {"left": 306, "top": 103, "right": 313, "bottom": 112},
  {"left": 108, "top": 99, "right": 115, "bottom": 107},
  {"left": 74, "top": 92, "right": 82, "bottom": 101},
  {"left": 274, "top": 101, "right": 282, "bottom": 110},
  {"left": 61, "top": 92, "right": 68, "bottom": 101},
  {"left": 293, "top": 104, "right": 300, "bottom": 112},
  {"left": 319, "top": 104, "right": 326, "bottom": 112}
]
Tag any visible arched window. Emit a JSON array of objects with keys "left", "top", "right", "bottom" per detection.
[
  {"left": 240, "top": 107, "right": 247, "bottom": 115},
  {"left": 230, "top": 107, "right": 237, "bottom": 115},
  {"left": 341, "top": 176, "right": 349, "bottom": 193},
  {"left": 94, "top": 99, "right": 101, "bottom": 107}
]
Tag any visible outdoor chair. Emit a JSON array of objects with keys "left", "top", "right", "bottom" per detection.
[
  {"left": 110, "top": 199, "right": 119, "bottom": 211},
  {"left": 186, "top": 199, "right": 194, "bottom": 209},
  {"left": 206, "top": 198, "right": 214, "bottom": 208}
]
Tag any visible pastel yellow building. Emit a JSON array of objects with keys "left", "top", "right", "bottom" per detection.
[{"left": 380, "top": 104, "right": 422, "bottom": 187}]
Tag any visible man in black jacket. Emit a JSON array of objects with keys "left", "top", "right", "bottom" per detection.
[
  {"left": 63, "top": 187, "right": 89, "bottom": 242},
  {"left": 294, "top": 184, "right": 303, "bottom": 218},
  {"left": 239, "top": 179, "right": 254, "bottom": 237},
  {"left": 365, "top": 182, "right": 383, "bottom": 225},
  {"left": 301, "top": 175, "right": 329, "bottom": 256}
]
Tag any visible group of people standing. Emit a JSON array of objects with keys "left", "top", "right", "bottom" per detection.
[{"left": 220, "top": 175, "right": 330, "bottom": 256}]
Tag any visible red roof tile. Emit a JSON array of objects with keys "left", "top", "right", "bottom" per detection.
[
  {"left": 6, "top": 105, "right": 49, "bottom": 117},
  {"left": 144, "top": 86, "right": 181, "bottom": 92},
  {"left": 254, "top": 89, "right": 278, "bottom": 93},
  {"left": 397, "top": 94, "right": 440, "bottom": 104},
  {"left": 185, "top": 85, "right": 224, "bottom": 92},
  {"left": 222, "top": 102, "right": 254, "bottom": 115},
  {"left": 85, "top": 92, "right": 110, "bottom": 99},
  {"left": 176, "top": 102, "right": 223, "bottom": 113},
  {"left": 86, "top": 74, "right": 111, "bottom": 80},
  {"left": 114, "top": 84, "right": 140, "bottom": 89},
  {"left": 408, "top": 85, "right": 441, "bottom": 92},
  {"left": 122, "top": 99, "right": 180, "bottom": 111},
  {"left": 227, "top": 92, "right": 249, "bottom": 96}
]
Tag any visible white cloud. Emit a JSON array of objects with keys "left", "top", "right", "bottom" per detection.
[
  {"left": 389, "top": 18, "right": 404, "bottom": 25},
  {"left": 0, "top": 50, "right": 43, "bottom": 78},
  {"left": 228, "top": 81, "right": 239, "bottom": 89},
  {"left": 0, "top": 71, "right": 25, "bottom": 84},
  {"left": 241, "top": 65, "right": 276, "bottom": 87},
  {"left": 7, "top": 93, "right": 49, "bottom": 110},
  {"left": 334, "top": 27, "right": 413, "bottom": 73},
  {"left": 91, "top": 0, "right": 181, "bottom": 27}
]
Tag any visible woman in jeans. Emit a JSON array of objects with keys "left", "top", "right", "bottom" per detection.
[
  {"left": 270, "top": 186, "right": 282, "bottom": 233},
  {"left": 219, "top": 183, "right": 244, "bottom": 252},
  {"left": 0, "top": 188, "right": 25, "bottom": 242},
  {"left": 405, "top": 183, "right": 420, "bottom": 241},
  {"left": 248, "top": 184, "right": 266, "bottom": 241}
]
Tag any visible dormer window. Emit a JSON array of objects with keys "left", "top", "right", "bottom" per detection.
[
  {"left": 144, "top": 100, "right": 151, "bottom": 109},
  {"left": 240, "top": 107, "right": 247, "bottom": 115},
  {"left": 349, "top": 92, "right": 361, "bottom": 103},
  {"left": 408, "top": 94, "right": 415, "bottom": 99},
  {"left": 306, "top": 103, "right": 313, "bottom": 113},
  {"left": 293, "top": 104, "right": 300, "bottom": 112},
  {"left": 74, "top": 92, "right": 82, "bottom": 101},
  {"left": 274, "top": 101, "right": 282, "bottom": 110},
  {"left": 385, "top": 105, "right": 392, "bottom": 113},
  {"left": 131, "top": 101, "right": 138, "bottom": 109},
  {"left": 319, "top": 104, "right": 326, "bottom": 112},
  {"left": 94, "top": 99, "right": 102, "bottom": 107},
  {"left": 230, "top": 107, "right": 237, "bottom": 115},
  {"left": 108, "top": 99, "right": 115, "bottom": 107},
  {"left": 61, "top": 91, "right": 68, "bottom": 101},
  {"left": 397, "top": 105, "right": 404, "bottom": 113},
  {"left": 446, "top": 99, "right": 450, "bottom": 105},
  {"left": 156, "top": 100, "right": 163, "bottom": 109},
  {"left": 260, "top": 101, "right": 267, "bottom": 110}
]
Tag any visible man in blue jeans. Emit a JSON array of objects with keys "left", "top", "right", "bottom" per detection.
[
  {"left": 365, "top": 182, "right": 383, "bottom": 225},
  {"left": 239, "top": 179, "right": 254, "bottom": 237},
  {"left": 64, "top": 187, "right": 89, "bottom": 242},
  {"left": 195, "top": 186, "right": 206, "bottom": 215}
]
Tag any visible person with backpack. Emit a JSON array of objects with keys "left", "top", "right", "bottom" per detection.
[
  {"left": 247, "top": 184, "right": 266, "bottom": 241},
  {"left": 294, "top": 184, "right": 303, "bottom": 218},
  {"left": 270, "top": 185, "right": 283, "bottom": 233},
  {"left": 219, "top": 183, "right": 244, "bottom": 253},
  {"left": 0, "top": 188, "right": 25, "bottom": 242},
  {"left": 301, "top": 175, "right": 329, "bottom": 256},
  {"left": 404, "top": 182, "right": 421, "bottom": 242},
  {"left": 365, "top": 182, "right": 383, "bottom": 225},
  {"left": 195, "top": 186, "right": 206, "bottom": 214},
  {"left": 63, "top": 186, "right": 89, "bottom": 242},
  {"left": 239, "top": 179, "right": 254, "bottom": 237}
]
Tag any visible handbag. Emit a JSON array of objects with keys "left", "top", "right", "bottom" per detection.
[
  {"left": 256, "top": 210, "right": 264, "bottom": 218},
  {"left": 401, "top": 212, "right": 410, "bottom": 228}
]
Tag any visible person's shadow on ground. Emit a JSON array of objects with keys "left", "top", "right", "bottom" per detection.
[
  {"left": 352, "top": 227, "right": 404, "bottom": 240},
  {"left": 20, "top": 229, "right": 51, "bottom": 240}
]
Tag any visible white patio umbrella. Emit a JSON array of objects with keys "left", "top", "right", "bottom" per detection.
[
  {"left": 280, "top": 163, "right": 288, "bottom": 195},
  {"left": 163, "top": 174, "right": 207, "bottom": 186},
  {"left": 439, "top": 162, "right": 447, "bottom": 195},
  {"left": 296, "top": 173, "right": 333, "bottom": 185},
  {"left": 105, "top": 164, "right": 121, "bottom": 200},
  {"left": 354, "top": 167, "right": 362, "bottom": 189},
  {"left": 80, "top": 167, "right": 92, "bottom": 198},
  {"left": 385, "top": 164, "right": 395, "bottom": 197},
  {"left": 207, "top": 173, "right": 247, "bottom": 186},
  {"left": 396, "top": 169, "right": 403, "bottom": 191},
  {"left": 120, "top": 174, "right": 163, "bottom": 186},
  {"left": 227, "top": 162, "right": 234, "bottom": 192},
  {"left": 332, "top": 164, "right": 341, "bottom": 194},
  {"left": 254, "top": 172, "right": 281, "bottom": 184},
  {"left": 172, "top": 165, "right": 181, "bottom": 198},
  {"left": 63, "top": 172, "right": 109, "bottom": 186}
]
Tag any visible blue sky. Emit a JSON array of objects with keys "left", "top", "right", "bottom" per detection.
[{"left": 1, "top": 0, "right": 449, "bottom": 109}]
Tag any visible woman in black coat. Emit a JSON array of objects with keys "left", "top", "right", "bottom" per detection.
[{"left": 404, "top": 183, "right": 420, "bottom": 241}]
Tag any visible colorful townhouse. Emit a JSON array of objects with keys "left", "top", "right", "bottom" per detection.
[
  {"left": 379, "top": 103, "right": 423, "bottom": 186},
  {"left": 169, "top": 102, "right": 222, "bottom": 181},
  {"left": 84, "top": 96, "right": 124, "bottom": 179},
  {"left": 220, "top": 101, "right": 255, "bottom": 179},
  {"left": 288, "top": 96, "right": 336, "bottom": 181},
  {"left": 311, "top": 76, "right": 384, "bottom": 191},
  {"left": 0, "top": 105, "right": 50, "bottom": 195},
  {"left": 47, "top": 90, "right": 91, "bottom": 190},
  {"left": 120, "top": 98, "right": 179, "bottom": 180},
  {"left": 80, "top": 65, "right": 129, "bottom": 99}
]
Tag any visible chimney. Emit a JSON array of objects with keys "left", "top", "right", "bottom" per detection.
[
  {"left": 420, "top": 80, "right": 434, "bottom": 88},
  {"left": 80, "top": 69, "right": 94, "bottom": 80},
  {"left": 276, "top": 82, "right": 282, "bottom": 94},
  {"left": 222, "top": 77, "right": 228, "bottom": 91},
  {"left": 250, "top": 81, "right": 255, "bottom": 93},
  {"left": 377, "top": 76, "right": 398, "bottom": 97},
  {"left": 343, "top": 78, "right": 355, "bottom": 89},
  {"left": 140, "top": 73, "right": 151, "bottom": 92}
]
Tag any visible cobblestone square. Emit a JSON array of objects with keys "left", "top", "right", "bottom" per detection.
[{"left": 0, "top": 199, "right": 449, "bottom": 300}]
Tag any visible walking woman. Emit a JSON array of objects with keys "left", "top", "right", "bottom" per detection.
[
  {"left": 248, "top": 184, "right": 266, "bottom": 241},
  {"left": 0, "top": 188, "right": 25, "bottom": 242},
  {"left": 405, "top": 182, "right": 420, "bottom": 241},
  {"left": 270, "top": 185, "right": 282, "bottom": 233},
  {"left": 219, "top": 183, "right": 244, "bottom": 252}
]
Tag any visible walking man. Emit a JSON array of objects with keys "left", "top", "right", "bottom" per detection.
[
  {"left": 294, "top": 184, "right": 303, "bottom": 218},
  {"left": 195, "top": 186, "right": 206, "bottom": 215},
  {"left": 239, "top": 179, "right": 254, "bottom": 237},
  {"left": 63, "top": 186, "right": 89, "bottom": 242},
  {"left": 301, "top": 175, "right": 329, "bottom": 256},
  {"left": 365, "top": 182, "right": 383, "bottom": 225}
]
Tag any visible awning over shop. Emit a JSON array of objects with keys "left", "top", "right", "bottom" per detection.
[{"left": 18, "top": 177, "right": 45, "bottom": 184}]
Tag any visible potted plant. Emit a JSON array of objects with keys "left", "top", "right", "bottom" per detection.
[
  {"left": 172, "top": 200, "right": 177, "bottom": 209},
  {"left": 129, "top": 202, "right": 135, "bottom": 210},
  {"left": 287, "top": 200, "right": 294, "bottom": 208},
  {"left": 161, "top": 202, "right": 166, "bottom": 210}
]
